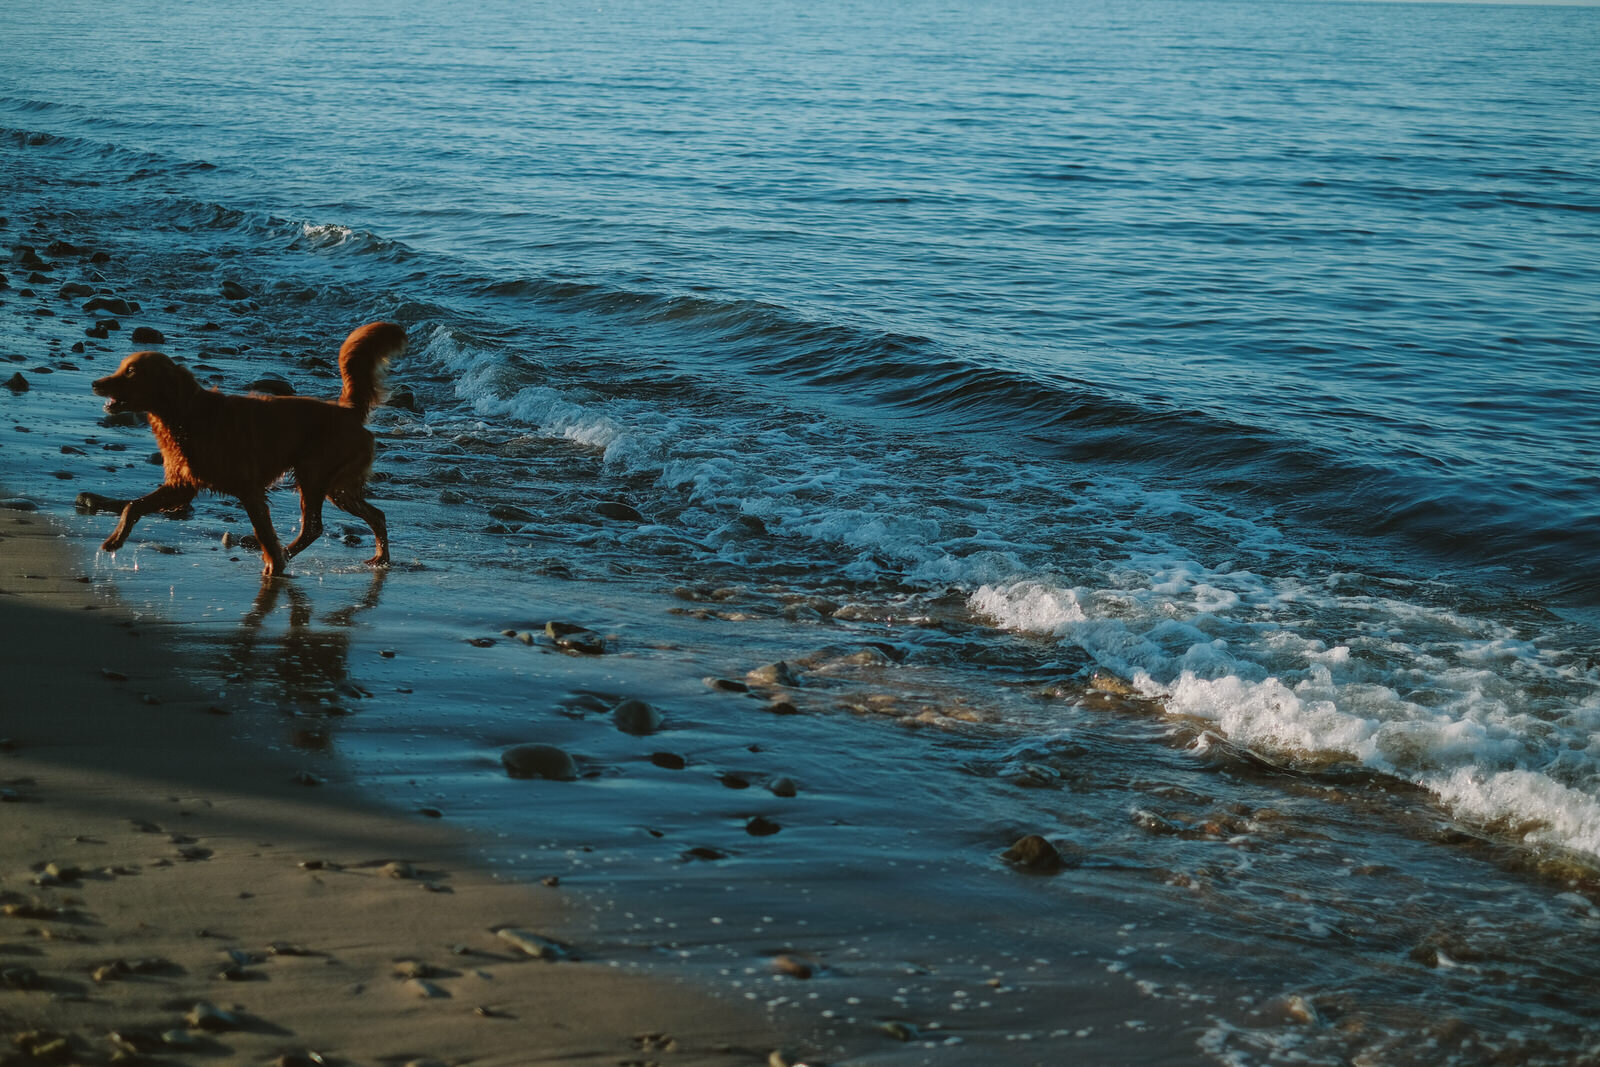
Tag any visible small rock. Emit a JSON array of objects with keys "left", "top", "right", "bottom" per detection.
[
  {"left": 130, "top": 326, "right": 166, "bottom": 344},
  {"left": 770, "top": 954, "right": 813, "bottom": 979},
  {"left": 219, "top": 279, "right": 251, "bottom": 300},
  {"left": 747, "top": 661, "right": 799, "bottom": 687},
  {"left": 649, "top": 751, "right": 687, "bottom": 770},
  {"left": 501, "top": 744, "right": 578, "bottom": 781},
  {"left": 4, "top": 372, "right": 27, "bottom": 393},
  {"left": 1001, "top": 833, "right": 1069, "bottom": 873},
  {"left": 495, "top": 927, "right": 571, "bottom": 960},
  {"left": 382, "top": 860, "right": 416, "bottom": 879},
  {"left": 879, "top": 1020, "right": 918, "bottom": 1042},
  {"left": 57, "top": 282, "right": 94, "bottom": 299},
  {"left": 612, "top": 698, "right": 663, "bottom": 736},
  {"left": 683, "top": 846, "right": 729, "bottom": 862},
  {"left": 247, "top": 376, "right": 294, "bottom": 395},
  {"left": 387, "top": 384, "right": 421, "bottom": 412},
  {"left": 548, "top": 623, "right": 604, "bottom": 655},
  {"left": 769, "top": 776, "right": 798, "bottom": 798},
  {"left": 184, "top": 1001, "right": 237, "bottom": 1032},
  {"left": 704, "top": 676, "right": 749, "bottom": 693},
  {"left": 746, "top": 815, "right": 782, "bottom": 837},
  {"left": 82, "top": 296, "right": 133, "bottom": 316}
]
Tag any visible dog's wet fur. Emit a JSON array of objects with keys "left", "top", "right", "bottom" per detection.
[{"left": 91, "top": 321, "right": 406, "bottom": 577}]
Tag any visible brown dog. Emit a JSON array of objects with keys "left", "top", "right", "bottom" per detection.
[{"left": 91, "top": 321, "right": 406, "bottom": 577}]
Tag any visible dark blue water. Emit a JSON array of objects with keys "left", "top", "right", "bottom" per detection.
[
  {"left": 5, "top": 1, "right": 1600, "bottom": 1060},
  {"left": 7, "top": 0, "right": 1599, "bottom": 595}
]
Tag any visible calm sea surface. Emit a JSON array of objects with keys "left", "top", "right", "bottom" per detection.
[{"left": 4, "top": 0, "right": 1600, "bottom": 1061}]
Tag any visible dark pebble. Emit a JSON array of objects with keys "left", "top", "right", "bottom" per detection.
[
  {"left": 1001, "top": 834, "right": 1070, "bottom": 873},
  {"left": 4, "top": 372, "right": 27, "bottom": 393},
  {"left": 501, "top": 743, "right": 579, "bottom": 781},
  {"left": 130, "top": 326, "right": 165, "bottom": 344},
  {"left": 82, "top": 296, "right": 133, "bottom": 316},
  {"left": 649, "top": 751, "right": 687, "bottom": 770},
  {"left": 746, "top": 816, "right": 782, "bottom": 836},
  {"left": 612, "top": 698, "right": 663, "bottom": 735},
  {"left": 247, "top": 376, "right": 294, "bottom": 396}
]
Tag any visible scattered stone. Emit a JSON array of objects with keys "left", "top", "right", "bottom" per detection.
[
  {"left": 4, "top": 372, "right": 27, "bottom": 393},
  {"left": 746, "top": 815, "right": 782, "bottom": 837},
  {"left": 417, "top": 806, "right": 443, "bottom": 818},
  {"left": 247, "top": 376, "right": 294, "bottom": 396},
  {"left": 595, "top": 500, "right": 644, "bottom": 522},
  {"left": 747, "top": 661, "right": 799, "bottom": 687},
  {"left": 770, "top": 954, "right": 813, "bottom": 979},
  {"left": 76, "top": 492, "right": 127, "bottom": 515},
  {"left": 219, "top": 279, "right": 251, "bottom": 300},
  {"left": 387, "top": 384, "right": 421, "bottom": 412},
  {"left": 612, "top": 698, "right": 663, "bottom": 735},
  {"left": 879, "top": 1020, "right": 918, "bottom": 1042},
  {"left": 769, "top": 776, "right": 798, "bottom": 798},
  {"left": 130, "top": 325, "right": 166, "bottom": 344},
  {"left": 719, "top": 773, "right": 751, "bottom": 790},
  {"left": 704, "top": 677, "right": 749, "bottom": 693},
  {"left": 683, "top": 846, "right": 728, "bottom": 862},
  {"left": 382, "top": 860, "right": 417, "bottom": 879},
  {"left": 184, "top": 1001, "right": 237, "bottom": 1031},
  {"left": 766, "top": 697, "right": 801, "bottom": 715},
  {"left": 546, "top": 622, "right": 604, "bottom": 655},
  {"left": 501, "top": 744, "right": 578, "bottom": 781},
  {"left": 82, "top": 296, "right": 133, "bottom": 316},
  {"left": 57, "top": 281, "right": 94, "bottom": 299},
  {"left": 1001, "top": 834, "right": 1070, "bottom": 873},
  {"left": 495, "top": 927, "right": 571, "bottom": 960},
  {"left": 650, "top": 752, "right": 687, "bottom": 770}
]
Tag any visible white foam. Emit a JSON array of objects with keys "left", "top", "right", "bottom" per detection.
[
  {"left": 416, "top": 323, "right": 1600, "bottom": 863},
  {"left": 971, "top": 563, "right": 1600, "bottom": 862}
]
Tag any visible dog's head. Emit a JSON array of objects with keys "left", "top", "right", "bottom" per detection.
[{"left": 92, "top": 351, "right": 200, "bottom": 416}]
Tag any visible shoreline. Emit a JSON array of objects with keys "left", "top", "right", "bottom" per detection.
[{"left": 0, "top": 511, "right": 790, "bottom": 1065}]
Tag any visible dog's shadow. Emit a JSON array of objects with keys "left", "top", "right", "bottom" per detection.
[{"left": 221, "top": 570, "right": 389, "bottom": 729}]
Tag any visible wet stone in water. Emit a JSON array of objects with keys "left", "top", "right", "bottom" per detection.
[
  {"left": 501, "top": 744, "right": 579, "bottom": 781},
  {"left": 612, "top": 698, "right": 663, "bottom": 735},
  {"left": 1001, "top": 833, "right": 1071, "bottom": 873}
]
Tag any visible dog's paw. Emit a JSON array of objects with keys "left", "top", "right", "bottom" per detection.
[{"left": 101, "top": 535, "right": 125, "bottom": 552}]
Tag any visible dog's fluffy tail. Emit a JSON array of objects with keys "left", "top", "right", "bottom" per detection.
[{"left": 339, "top": 321, "right": 407, "bottom": 418}]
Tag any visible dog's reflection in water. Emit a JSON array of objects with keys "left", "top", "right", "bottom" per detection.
[{"left": 224, "top": 568, "right": 389, "bottom": 748}]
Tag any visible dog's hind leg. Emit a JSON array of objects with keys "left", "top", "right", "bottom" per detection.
[
  {"left": 238, "top": 490, "right": 288, "bottom": 577},
  {"left": 101, "top": 484, "right": 197, "bottom": 552},
  {"left": 329, "top": 489, "right": 389, "bottom": 566},
  {"left": 286, "top": 483, "right": 327, "bottom": 559}
]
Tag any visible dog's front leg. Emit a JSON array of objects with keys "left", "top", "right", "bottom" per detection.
[
  {"left": 238, "top": 490, "right": 288, "bottom": 577},
  {"left": 101, "top": 484, "right": 197, "bottom": 552}
]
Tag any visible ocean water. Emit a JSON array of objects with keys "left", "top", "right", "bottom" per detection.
[{"left": 4, "top": 0, "right": 1600, "bottom": 1061}]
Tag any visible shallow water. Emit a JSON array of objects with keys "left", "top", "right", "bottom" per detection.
[{"left": 4, "top": 0, "right": 1600, "bottom": 1061}]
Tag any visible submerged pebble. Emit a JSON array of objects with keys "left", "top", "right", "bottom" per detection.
[
  {"left": 1001, "top": 834, "right": 1070, "bottom": 873},
  {"left": 501, "top": 744, "right": 578, "bottom": 781},
  {"left": 612, "top": 698, "right": 663, "bottom": 735}
]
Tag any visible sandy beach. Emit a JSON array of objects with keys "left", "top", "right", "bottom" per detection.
[
  {"left": 0, "top": 514, "right": 787, "bottom": 1065},
  {"left": 0, "top": 232, "right": 1217, "bottom": 1067}
]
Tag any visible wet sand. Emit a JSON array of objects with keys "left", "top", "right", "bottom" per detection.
[
  {"left": 0, "top": 240, "right": 1217, "bottom": 1067},
  {"left": 0, "top": 514, "right": 784, "bottom": 1065}
]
